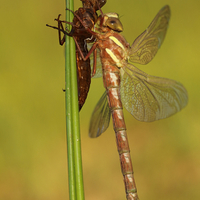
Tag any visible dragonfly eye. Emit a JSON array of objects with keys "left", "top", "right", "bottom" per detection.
[{"left": 106, "top": 17, "right": 123, "bottom": 32}]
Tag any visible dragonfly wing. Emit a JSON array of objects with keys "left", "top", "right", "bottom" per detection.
[
  {"left": 120, "top": 63, "right": 188, "bottom": 122},
  {"left": 89, "top": 91, "right": 111, "bottom": 138},
  {"left": 87, "top": 43, "right": 103, "bottom": 78},
  {"left": 129, "top": 5, "right": 170, "bottom": 65}
]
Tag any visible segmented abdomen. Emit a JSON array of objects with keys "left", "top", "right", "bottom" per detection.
[
  {"left": 76, "top": 37, "right": 91, "bottom": 111},
  {"left": 103, "top": 65, "right": 139, "bottom": 200}
]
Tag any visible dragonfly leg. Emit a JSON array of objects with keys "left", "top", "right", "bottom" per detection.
[
  {"left": 46, "top": 23, "right": 73, "bottom": 36},
  {"left": 73, "top": 37, "right": 98, "bottom": 62},
  {"left": 47, "top": 14, "right": 67, "bottom": 46},
  {"left": 46, "top": 14, "right": 74, "bottom": 42},
  {"left": 96, "top": 0, "right": 104, "bottom": 16},
  {"left": 56, "top": 14, "right": 66, "bottom": 45}
]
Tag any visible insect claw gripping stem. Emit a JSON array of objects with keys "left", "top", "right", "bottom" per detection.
[
  {"left": 54, "top": 14, "right": 66, "bottom": 45},
  {"left": 46, "top": 24, "right": 67, "bottom": 35},
  {"left": 46, "top": 13, "right": 76, "bottom": 39},
  {"left": 54, "top": 14, "right": 61, "bottom": 22},
  {"left": 54, "top": 19, "right": 73, "bottom": 27},
  {"left": 46, "top": 22, "right": 72, "bottom": 37}
]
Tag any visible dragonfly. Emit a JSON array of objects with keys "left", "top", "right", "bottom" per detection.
[
  {"left": 56, "top": 5, "right": 188, "bottom": 200},
  {"left": 46, "top": 0, "right": 107, "bottom": 110}
]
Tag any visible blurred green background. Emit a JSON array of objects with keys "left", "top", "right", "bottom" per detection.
[{"left": 0, "top": 0, "right": 199, "bottom": 199}]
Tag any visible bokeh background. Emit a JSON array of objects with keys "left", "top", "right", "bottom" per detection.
[{"left": 0, "top": 0, "right": 199, "bottom": 199}]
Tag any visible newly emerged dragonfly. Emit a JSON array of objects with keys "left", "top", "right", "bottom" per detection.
[
  {"left": 46, "top": 0, "right": 106, "bottom": 110},
  {"left": 57, "top": 5, "right": 188, "bottom": 200},
  {"left": 88, "top": 5, "right": 187, "bottom": 132}
]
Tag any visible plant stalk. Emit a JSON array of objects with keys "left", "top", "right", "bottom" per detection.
[{"left": 65, "top": 0, "right": 85, "bottom": 200}]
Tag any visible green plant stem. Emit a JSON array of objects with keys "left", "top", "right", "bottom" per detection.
[
  {"left": 65, "top": 2, "right": 76, "bottom": 199},
  {"left": 65, "top": 0, "right": 85, "bottom": 200}
]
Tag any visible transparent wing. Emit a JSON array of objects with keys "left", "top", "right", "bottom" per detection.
[
  {"left": 87, "top": 43, "right": 103, "bottom": 78},
  {"left": 129, "top": 5, "right": 170, "bottom": 64},
  {"left": 120, "top": 63, "right": 188, "bottom": 122},
  {"left": 89, "top": 91, "right": 111, "bottom": 138}
]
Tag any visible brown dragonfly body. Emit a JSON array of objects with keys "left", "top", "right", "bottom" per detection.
[
  {"left": 47, "top": 0, "right": 106, "bottom": 110},
  {"left": 90, "top": 16, "right": 140, "bottom": 200},
  {"left": 99, "top": 32, "right": 138, "bottom": 199},
  {"left": 69, "top": 5, "right": 188, "bottom": 199}
]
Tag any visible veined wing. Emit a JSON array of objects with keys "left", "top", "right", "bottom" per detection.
[
  {"left": 89, "top": 91, "right": 111, "bottom": 137},
  {"left": 120, "top": 63, "right": 188, "bottom": 122},
  {"left": 87, "top": 42, "right": 103, "bottom": 78},
  {"left": 129, "top": 5, "right": 170, "bottom": 65}
]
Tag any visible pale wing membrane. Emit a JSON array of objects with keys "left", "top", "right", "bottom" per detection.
[
  {"left": 120, "top": 63, "right": 188, "bottom": 122},
  {"left": 89, "top": 91, "right": 111, "bottom": 138},
  {"left": 87, "top": 43, "right": 103, "bottom": 78},
  {"left": 130, "top": 5, "right": 170, "bottom": 64}
]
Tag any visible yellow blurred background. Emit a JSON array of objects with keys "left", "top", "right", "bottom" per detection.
[{"left": 0, "top": 0, "right": 199, "bottom": 199}]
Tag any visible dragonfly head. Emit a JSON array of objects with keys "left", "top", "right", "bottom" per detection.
[{"left": 98, "top": 13, "right": 123, "bottom": 32}]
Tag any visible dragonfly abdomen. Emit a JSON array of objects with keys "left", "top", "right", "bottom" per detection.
[
  {"left": 103, "top": 68, "right": 139, "bottom": 200},
  {"left": 76, "top": 37, "right": 91, "bottom": 110}
]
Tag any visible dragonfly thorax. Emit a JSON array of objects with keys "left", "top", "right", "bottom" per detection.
[{"left": 98, "top": 32, "right": 130, "bottom": 70}]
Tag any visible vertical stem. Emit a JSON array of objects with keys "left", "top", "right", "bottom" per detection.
[
  {"left": 65, "top": 0, "right": 76, "bottom": 199},
  {"left": 65, "top": 0, "right": 85, "bottom": 200}
]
